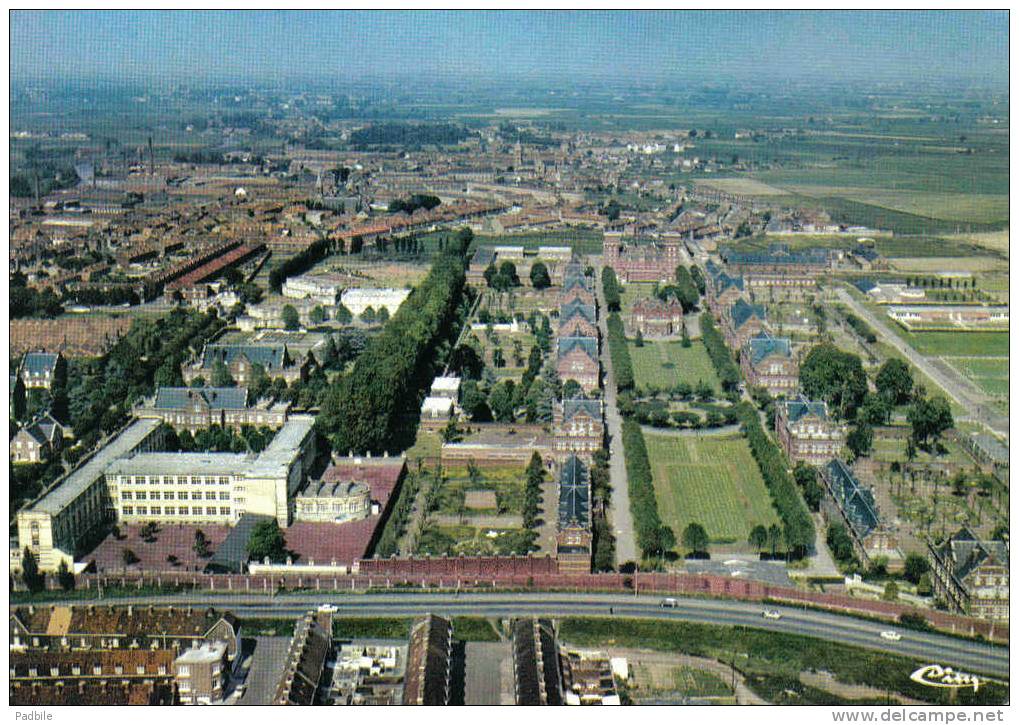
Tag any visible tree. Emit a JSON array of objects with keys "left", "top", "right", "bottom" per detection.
[
  {"left": 766, "top": 523, "right": 783, "bottom": 556},
  {"left": 634, "top": 330, "right": 644, "bottom": 348},
  {"left": 122, "top": 548, "right": 140, "bottom": 566},
  {"left": 903, "top": 552, "right": 930, "bottom": 584},
  {"left": 529, "top": 261, "right": 551, "bottom": 289},
  {"left": 846, "top": 423, "right": 874, "bottom": 458},
  {"left": 799, "top": 344, "right": 868, "bottom": 419},
  {"left": 793, "top": 463, "right": 823, "bottom": 512},
  {"left": 282, "top": 304, "right": 300, "bottom": 330},
  {"left": 309, "top": 305, "right": 327, "bottom": 324},
  {"left": 57, "top": 559, "right": 75, "bottom": 591},
  {"left": 488, "top": 380, "right": 516, "bottom": 422},
  {"left": 211, "top": 361, "right": 234, "bottom": 387},
  {"left": 882, "top": 580, "right": 900, "bottom": 602},
  {"left": 876, "top": 358, "right": 913, "bottom": 405},
  {"left": 246, "top": 520, "right": 288, "bottom": 563},
  {"left": 748, "top": 524, "right": 768, "bottom": 553},
  {"left": 193, "top": 529, "right": 211, "bottom": 558},
  {"left": 657, "top": 525, "right": 677, "bottom": 555},
  {"left": 360, "top": 306, "right": 377, "bottom": 324},
  {"left": 335, "top": 304, "right": 353, "bottom": 325},
  {"left": 483, "top": 263, "right": 498, "bottom": 288},
  {"left": 21, "top": 548, "right": 44, "bottom": 593},
  {"left": 681, "top": 522, "right": 709, "bottom": 557},
  {"left": 826, "top": 523, "right": 855, "bottom": 565},
  {"left": 858, "top": 393, "right": 891, "bottom": 426},
  {"left": 562, "top": 379, "right": 583, "bottom": 400},
  {"left": 907, "top": 394, "right": 954, "bottom": 449}
]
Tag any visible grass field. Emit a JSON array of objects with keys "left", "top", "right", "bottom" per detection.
[
  {"left": 645, "top": 432, "right": 781, "bottom": 545},
  {"left": 887, "top": 256, "right": 1008, "bottom": 273},
  {"left": 944, "top": 357, "right": 1010, "bottom": 398},
  {"left": 630, "top": 340, "right": 720, "bottom": 392},
  {"left": 695, "top": 178, "right": 791, "bottom": 196},
  {"left": 472, "top": 228, "right": 604, "bottom": 255},
  {"left": 897, "top": 329, "right": 1010, "bottom": 357},
  {"left": 436, "top": 464, "right": 527, "bottom": 516},
  {"left": 777, "top": 185, "right": 1008, "bottom": 225}
]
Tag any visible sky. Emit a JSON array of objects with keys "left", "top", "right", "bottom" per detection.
[{"left": 10, "top": 10, "right": 1009, "bottom": 88}]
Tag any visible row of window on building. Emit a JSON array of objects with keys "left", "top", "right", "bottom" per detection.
[
  {"left": 122, "top": 506, "right": 232, "bottom": 517},
  {"left": 117, "top": 475, "right": 233, "bottom": 486},
  {"left": 119, "top": 490, "right": 231, "bottom": 501}
]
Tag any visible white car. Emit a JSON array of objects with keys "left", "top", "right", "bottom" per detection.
[
  {"left": 317, "top": 604, "right": 339, "bottom": 613},
  {"left": 660, "top": 598, "right": 679, "bottom": 608},
  {"left": 880, "top": 630, "right": 902, "bottom": 641},
  {"left": 762, "top": 609, "right": 782, "bottom": 620}
]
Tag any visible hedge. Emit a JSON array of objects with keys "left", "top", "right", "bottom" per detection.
[
  {"left": 606, "top": 313, "right": 634, "bottom": 391},
  {"left": 734, "top": 402, "right": 815, "bottom": 557}
]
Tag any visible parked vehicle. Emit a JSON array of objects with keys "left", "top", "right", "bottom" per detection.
[
  {"left": 762, "top": 609, "right": 782, "bottom": 620},
  {"left": 880, "top": 630, "right": 902, "bottom": 641}
]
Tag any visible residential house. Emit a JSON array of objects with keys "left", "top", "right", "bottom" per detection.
[
  {"left": 175, "top": 642, "right": 228, "bottom": 705},
  {"left": 556, "top": 337, "right": 600, "bottom": 393},
  {"left": 11, "top": 413, "right": 67, "bottom": 464},
  {"left": 775, "top": 397, "right": 845, "bottom": 466},
  {"left": 273, "top": 610, "right": 332, "bottom": 705},
  {"left": 21, "top": 351, "right": 65, "bottom": 390},
  {"left": 928, "top": 527, "right": 1009, "bottom": 621},
  {"left": 740, "top": 332, "right": 798, "bottom": 397},
  {"left": 630, "top": 297, "right": 684, "bottom": 337},
  {"left": 511, "top": 618, "right": 563, "bottom": 705},
  {"left": 402, "top": 614, "right": 453, "bottom": 706},
  {"left": 10, "top": 649, "right": 176, "bottom": 706}
]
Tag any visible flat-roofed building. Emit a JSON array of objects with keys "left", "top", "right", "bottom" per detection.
[
  {"left": 340, "top": 287, "right": 411, "bottom": 317},
  {"left": 175, "top": 642, "right": 228, "bottom": 705}
]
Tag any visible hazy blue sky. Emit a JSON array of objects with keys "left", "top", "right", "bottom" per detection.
[{"left": 11, "top": 10, "right": 1009, "bottom": 87}]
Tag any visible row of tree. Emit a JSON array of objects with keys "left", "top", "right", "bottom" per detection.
[
  {"left": 621, "top": 418, "right": 676, "bottom": 559},
  {"left": 268, "top": 237, "right": 330, "bottom": 291},
  {"left": 699, "top": 313, "right": 740, "bottom": 392},
  {"left": 671, "top": 265, "right": 700, "bottom": 311},
  {"left": 601, "top": 267, "right": 622, "bottom": 311},
  {"left": 317, "top": 253, "right": 468, "bottom": 453},
  {"left": 735, "top": 402, "right": 815, "bottom": 558},
  {"left": 606, "top": 313, "right": 634, "bottom": 391}
]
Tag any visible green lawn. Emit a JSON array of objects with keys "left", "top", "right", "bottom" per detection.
[
  {"left": 630, "top": 340, "right": 720, "bottom": 392},
  {"left": 899, "top": 330, "right": 1010, "bottom": 357},
  {"left": 945, "top": 357, "right": 1009, "bottom": 398},
  {"left": 645, "top": 432, "right": 781, "bottom": 545},
  {"left": 436, "top": 464, "right": 529, "bottom": 515}
]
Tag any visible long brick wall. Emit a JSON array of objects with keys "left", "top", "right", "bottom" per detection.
[{"left": 36, "top": 561, "right": 1007, "bottom": 644}]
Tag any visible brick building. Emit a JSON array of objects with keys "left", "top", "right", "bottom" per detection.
[
  {"left": 556, "top": 337, "right": 600, "bottom": 393},
  {"left": 775, "top": 398, "right": 845, "bottom": 466},
  {"left": 740, "top": 332, "right": 798, "bottom": 397},
  {"left": 558, "top": 300, "right": 598, "bottom": 338},
  {"left": 928, "top": 527, "right": 1009, "bottom": 621},
  {"left": 630, "top": 297, "right": 684, "bottom": 337},
  {"left": 723, "top": 298, "right": 769, "bottom": 349},
  {"left": 603, "top": 231, "right": 684, "bottom": 283},
  {"left": 136, "top": 386, "right": 290, "bottom": 433},
  {"left": 553, "top": 399, "right": 604, "bottom": 460}
]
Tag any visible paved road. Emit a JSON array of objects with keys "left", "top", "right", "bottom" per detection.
[
  {"left": 54, "top": 591, "right": 1008, "bottom": 679},
  {"left": 835, "top": 287, "right": 1008, "bottom": 439},
  {"left": 595, "top": 267, "right": 637, "bottom": 566}
]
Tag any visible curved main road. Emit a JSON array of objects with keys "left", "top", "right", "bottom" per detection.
[{"left": 38, "top": 591, "right": 1008, "bottom": 679}]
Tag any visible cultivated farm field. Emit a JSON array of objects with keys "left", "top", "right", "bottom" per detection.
[
  {"left": 630, "top": 340, "right": 720, "bottom": 391},
  {"left": 645, "top": 432, "right": 781, "bottom": 546}
]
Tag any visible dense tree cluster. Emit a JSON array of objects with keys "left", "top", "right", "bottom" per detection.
[
  {"left": 529, "top": 261, "right": 551, "bottom": 289},
  {"left": 388, "top": 193, "right": 441, "bottom": 215},
  {"left": 606, "top": 313, "right": 634, "bottom": 391},
  {"left": 246, "top": 520, "right": 289, "bottom": 563},
  {"left": 601, "top": 267, "right": 621, "bottom": 311},
  {"left": 793, "top": 462, "right": 823, "bottom": 512},
  {"left": 799, "top": 344, "right": 868, "bottom": 419},
  {"left": 63, "top": 286, "right": 140, "bottom": 307},
  {"left": 317, "top": 253, "right": 468, "bottom": 454},
  {"left": 66, "top": 309, "right": 225, "bottom": 446},
  {"left": 268, "top": 237, "right": 331, "bottom": 291},
  {"left": 735, "top": 402, "right": 815, "bottom": 558},
  {"left": 621, "top": 418, "right": 675, "bottom": 560},
  {"left": 875, "top": 358, "right": 914, "bottom": 405},
  {"left": 907, "top": 393, "right": 954, "bottom": 450},
  {"left": 690, "top": 265, "right": 707, "bottom": 296},
  {"left": 699, "top": 313, "right": 740, "bottom": 392},
  {"left": 523, "top": 452, "right": 544, "bottom": 529},
  {"left": 671, "top": 265, "right": 700, "bottom": 311},
  {"left": 11, "top": 282, "right": 63, "bottom": 319}
]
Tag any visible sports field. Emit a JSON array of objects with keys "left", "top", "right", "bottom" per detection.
[
  {"left": 630, "top": 340, "right": 720, "bottom": 391},
  {"left": 645, "top": 432, "right": 781, "bottom": 545}
]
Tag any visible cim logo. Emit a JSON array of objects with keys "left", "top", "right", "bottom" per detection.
[{"left": 909, "top": 664, "right": 981, "bottom": 693}]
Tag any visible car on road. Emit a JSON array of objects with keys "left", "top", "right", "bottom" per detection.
[
  {"left": 762, "top": 609, "right": 782, "bottom": 620},
  {"left": 880, "top": 630, "right": 902, "bottom": 641},
  {"left": 317, "top": 604, "right": 339, "bottom": 613},
  {"left": 660, "top": 598, "right": 679, "bottom": 608}
]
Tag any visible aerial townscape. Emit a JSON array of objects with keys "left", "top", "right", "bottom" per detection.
[{"left": 6, "top": 9, "right": 1010, "bottom": 712}]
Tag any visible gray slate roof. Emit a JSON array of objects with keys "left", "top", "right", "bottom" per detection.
[
  {"left": 824, "top": 459, "right": 879, "bottom": 540},
  {"left": 730, "top": 298, "right": 767, "bottom": 329},
  {"left": 558, "top": 455, "right": 590, "bottom": 529},
  {"left": 745, "top": 332, "right": 792, "bottom": 365},
  {"left": 559, "top": 299, "right": 596, "bottom": 325},
  {"left": 940, "top": 527, "right": 1009, "bottom": 583},
  {"left": 557, "top": 336, "right": 598, "bottom": 360},
  {"left": 782, "top": 397, "right": 830, "bottom": 423},
  {"left": 563, "top": 399, "right": 601, "bottom": 423},
  {"left": 202, "top": 343, "right": 289, "bottom": 370},
  {"left": 23, "top": 352, "right": 60, "bottom": 376},
  {"left": 154, "top": 387, "right": 249, "bottom": 411}
]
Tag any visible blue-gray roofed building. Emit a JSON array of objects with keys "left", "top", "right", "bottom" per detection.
[
  {"left": 740, "top": 332, "right": 798, "bottom": 397},
  {"left": 184, "top": 340, "right": 312, "bottom": 386},
  {"left": 555, "top": 455, "right": 592, "bottom": 573},
  {"left": 20, "top": 351, "right": 65, "bottom": 390},
  {"left": 557, "top": 336, "right": 598, "bottom": 360},
  {"left": 723, "top": 298, "right": 769, "bottom": 348},
  {"left": 776, "top": 396, "right": 846, "bottom": 466},
  {"left": 719, "top": 244, "right": 831, "bottom": 272},
  {"left": 821, "top": 459, "right": 899, "bottom": 564},
  {"left": 138, "top": 386, "right": 290, "bottom": 433}
]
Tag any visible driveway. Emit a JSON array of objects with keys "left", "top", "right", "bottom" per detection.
[{"left": 596, "top": 265, "right": 637, "bottom": 566}]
